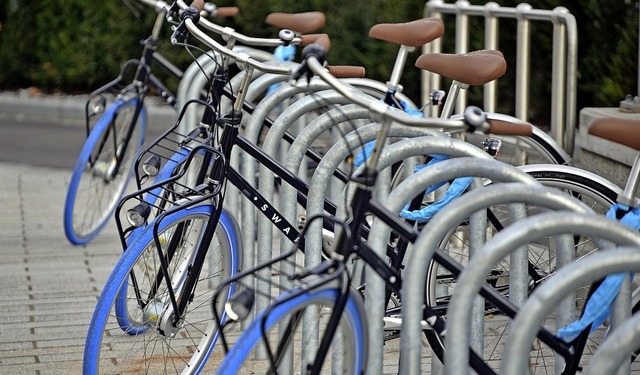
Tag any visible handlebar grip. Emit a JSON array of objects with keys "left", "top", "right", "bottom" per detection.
[
  {"left": 190, "top": 0, "right": 205, "bottom": 11},
  {"left": 326, "top": 65, "right": 366, "bottom": 79},
  {"left": 215, "top": 6, "right": 239, "bottom": 17},
  {"left": 486, "top": 119, "right": 533, "bottom": 136}
]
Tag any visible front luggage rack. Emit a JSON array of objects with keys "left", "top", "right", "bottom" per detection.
[{"left": 113, "top": 99, "right": 225, "bottom": 250}]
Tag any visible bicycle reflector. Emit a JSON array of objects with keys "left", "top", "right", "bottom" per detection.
[
  {"left": 224, "top": 288, "right": 255, "bottom": 321},
  {"left": 142, "top": 154, "right": 161, "bottom": 176},
  {"left": 127, "top": 202, "right": 151, "bottom": 227}
]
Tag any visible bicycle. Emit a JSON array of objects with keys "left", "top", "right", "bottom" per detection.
[
  {"left": 80, "top": 4, "right": 384, "bottom": 373},
  {"left": 82, "top": 4, "right": 622, "bottom": 373},
  {"left": 203, "top": 31, "right": 638, "bottom": 374},
  {"left": 63, "top": 0, "right": 334, "bottom": 246},
  {"left": 63, "top": 0, "right": 240, "bottom": 245},
  {"left": 200, "top": 33, "right": 569, "bottom": 372},
  {"left": 78, "top": 6, "right": 514, "bottom": 373}
]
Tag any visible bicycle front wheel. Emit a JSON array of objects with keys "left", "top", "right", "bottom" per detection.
[
  {"left": 216, "top": 287, "right": 368, "bottom": 374},
  {"left": 64, "top": 97, "right": 146, "bottom": 245},
  {"left": 83, "top": 204, "right": 242, "bottom": 374}
]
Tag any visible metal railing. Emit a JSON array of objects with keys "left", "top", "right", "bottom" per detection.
[{"left": 422, "top": 0, "right": 578, "bottom": 154}]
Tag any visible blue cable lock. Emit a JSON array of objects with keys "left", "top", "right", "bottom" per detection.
[{"left": 557, "top": 203, "right": 640, "bottom": 342}]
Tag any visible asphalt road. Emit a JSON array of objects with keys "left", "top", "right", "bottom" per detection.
[
  {"left": 0, "top": 119, "right": 84, "bottom": 169},
  {"left": 0, "top": 117, "right": 164, "bottom": 170}
]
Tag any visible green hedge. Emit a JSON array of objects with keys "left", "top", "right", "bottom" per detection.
[{"left": 0, "top": 0, "right": 637, "bottom": 121}]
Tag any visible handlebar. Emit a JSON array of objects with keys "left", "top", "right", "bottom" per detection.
[
  {"left": 177, "top": 17, "right": 294, "bottom": 75},
  {"left": 291, "top": 44, "right": 533, "bottom": 136},
  {"left": 176, "top": 0, "right": 308, "bottom": 48},
  {"left": 211, "top": 6, "right": 239, "bottom": 17},
  {"left": 295, "top": 51, "right": 475, "bottom": 132},
  {"left": 172, "top": 7, "right": 363, "bottom": 79}
]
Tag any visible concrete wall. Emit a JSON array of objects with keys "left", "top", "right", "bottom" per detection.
[{"left": 573, "top": 107, "right": 640, "bottom": 190}]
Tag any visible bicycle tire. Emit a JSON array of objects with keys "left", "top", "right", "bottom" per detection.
[
  {"left": 423, "top": 168, "right": 619, "bottom": 371},
  {"left": 461, "top": 131, "right": 571, "bottom": 166},
  {"left": 64, "top": 97, "right": 146, "bottom": 245},
  {"left": 83, "top": 204, "right": 242, "bottom": 374},
  {"left": 216, "top": 287, "right": 368, "bottom": 374}
]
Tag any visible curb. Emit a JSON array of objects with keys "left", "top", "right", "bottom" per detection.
[{"left": 0, "top": 91, "right": 176, "bottom": 129}]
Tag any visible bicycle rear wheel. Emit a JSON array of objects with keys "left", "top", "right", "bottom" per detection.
[
  {"left": 64, "top": 97, "right": 145, "bottom": 245},
  {"left": 423, "top": 168, "right": 619, "bottom": 372},
  {"left": 83, "top": 204, "right": 241, "bottom": 374},
  {"left": 216, "top": 287, "right": 368, "bottom": 374}
]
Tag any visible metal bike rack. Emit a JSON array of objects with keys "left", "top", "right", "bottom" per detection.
[
  {"left": 238, "top": 79, "right": 331, "bottom": 277},
  {"left": 305, "top": 127, "right": 458, "bottom": 267},
  {"left": 396, "top": 182, "right": 600, "bottom": 374},
  {"left": 306, "top": 135, "right": 503, "bottom": 373},
  {"left": 278, "top": 103, "right": 373, "bottom": 265},
  {"left": 275, "top": 104, "right": 373, "bottom": 370},
  {"left": 584, "top": 289, "right": 640, "bottom": 375},
  {"left": 501, "top": 244, "right": 640, "bottom": 375},
  {"left": 253, "top": 90, "right": 365, "bottom": 328},
  {"left": 365, "top": 157, "right": 540, "bottom": 374},
  {"left": 239, "top": 78, "right": 415, "bottom": 275},
  {"left": 423, "top": 0, "right": 578, "bottom": 153},
  {"left": 438, "top": 211, "right": 640, "bottom": 375}
]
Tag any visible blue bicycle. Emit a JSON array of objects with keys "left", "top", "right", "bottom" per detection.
[
  {"left": 63, "top": 0, "right": 239, "bottom": 245},
  {"left": 83, "top": 98, "right": 244, "bottom": 374},
  {"left": 63, "top": 1, "right": 177, "bottom": 245}
]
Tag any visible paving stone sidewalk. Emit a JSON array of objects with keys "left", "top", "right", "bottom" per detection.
[
  {"left": 0, "top": 162, "right": 428, "bottom": 375},
  {"left": 0, "top": 162, "right": 122, "bottom": 374}
]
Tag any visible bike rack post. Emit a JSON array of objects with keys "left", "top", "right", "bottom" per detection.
[
  {"left": 231, "top": 79, "right": 388, "bottom": 332},
  {"left": 441, "top": 212, "right": 640, "bottom": 375},
  {"left": 252, "top": 90, "right": 364, "bottom": 342},
  {"left": 500, "top": 243, "right": 640, "bottom": 375},
  {"left": 240, "top": 78, "right": 416, "bottom": 276},
  {"left": 584, "top": 294, "right": 640, "bottom": 375},
  {"left": 276, "top": 104, "right": 372, "bottom": 370},
  {"left": 423, "top": 0, "right": 578, "bottom": 153},
  {"left": 310, "top": 135, "right": 503, "bottom": 372},
  {"left": 238, "top": 79, "right": 334, "bottom": 285},
  {"left": 395, "top": 184, "right": 598, "bottom": 374}
]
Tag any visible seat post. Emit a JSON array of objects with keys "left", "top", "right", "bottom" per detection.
[
  {"left": 440, "top": 81, "right": 468, "bottom": 118},
  {"left": 387, "top": 45, "right": 414, "bottom": 92}
]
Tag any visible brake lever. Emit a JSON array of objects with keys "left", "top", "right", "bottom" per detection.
[{"left": 170, "top": 5, "right": 201, "bottom": 43}]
